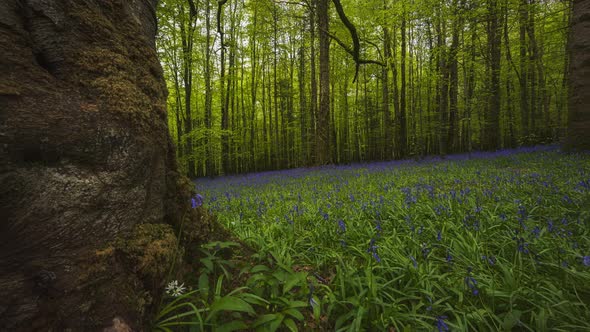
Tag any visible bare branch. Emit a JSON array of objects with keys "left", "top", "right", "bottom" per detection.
[{"left": 331, "top": 0, "right": 383, "bottom": 82}]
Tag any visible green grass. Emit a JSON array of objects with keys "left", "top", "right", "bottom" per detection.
[{"left": 160, "top": 147, "right": 590, "bottom": 331}]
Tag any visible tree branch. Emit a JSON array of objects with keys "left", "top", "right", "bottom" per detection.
[{"left": 331, "top": 0, "right": 384, "bottom": 82}]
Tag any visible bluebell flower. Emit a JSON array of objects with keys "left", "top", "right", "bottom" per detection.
[
  {"left": 516, "top": 237, "right": 529, "bottom": 254},
  {"left": 367, "top": 238, "right": 380, "bottom": 263},
  {"left": 482, "top": 255, "right": 496, "bottom": 266},
  {"left": 375, "top": 220, "right": 382, "bottom": 234},
  {"left": 437, "top": 230, "right": 442, "bottom": 241},
  {"left": 409, "top": 255, "right": 418, "bottom": 268},
  {"left": 531, "top": 226, "right": 541, "bottom": 238},
  {"left": 337, "top": 219, "right": 346, "bottom": 233},
  {"left": 371, "top": 251, "right": 381, "bottom": 263},
  {"left": 488, "top": 256, "right": 496, "bottom": 266},
  {"left": 465, "top": 275, "right": 479, "bottom": 295},
  {"left": 583, "top": 256, "right": 590, "bottom": 267},
  {"left": 435, "top": 316, "right": 449, "bottom": 332},
  {"left": 446, "top": 254, "right": 453, "bottom": 264},
  {"left": 191, "top": 194, "right": 204, "bottom": 208}
]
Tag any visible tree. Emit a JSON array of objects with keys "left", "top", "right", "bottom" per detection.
[
  {"left": 316, "top": 0, "right": 331, "bottom": 165},
  {"left": 565, "top": 0, "right": 590, "bottom": 150},
  {"left": 483, "top": 0, "right": 502, "bottom": 150},
  {"left": 0, "top": 0, "right": 210, "bottom": 329}
]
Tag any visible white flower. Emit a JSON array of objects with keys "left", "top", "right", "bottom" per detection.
[{"left": 165, "top": 280, "right": 186, "bottom": 297}]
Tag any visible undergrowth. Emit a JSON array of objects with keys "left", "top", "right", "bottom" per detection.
[{"left": 155, "top": 147, "right": 590, "bottom": 331}]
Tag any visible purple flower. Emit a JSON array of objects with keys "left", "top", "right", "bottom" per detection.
[
  {"left": 337, "top": 220, "right": 346, "bottom": 233},
  {"left": 375, "top": 220, "right": 382, "bottom": 233},
  {"left": 191, "top": 194, "right": 204, "bottom": 208},
  {"left": 531, "top": 226, "right": 541, "bottom": 238},
  {"left": 465, "top": 273, "right": 479, "bottom": 296},
  {"left": 446, "top": 251, "right": 453, "bottom": 264},
  {"left": 367, "top": 238, "right": 380, "bottom": 263},
  {"left": 435, "top": 316, "right": 449, "bottom": 332},
  {"left": 437, "top": 230, "right": 442, "bottom": 241},
  {"left": 516, "top": 237, "right": 529, "bottom": 254},
  {"left": 583, "top": 256, "right": 590, "bottom": 267},
  {"left": 409, "top": 255, "right": 418, "bottom": 268}
]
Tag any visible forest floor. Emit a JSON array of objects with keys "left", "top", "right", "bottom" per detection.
[{"left": 175, "top": 146, "right": 590, "bottom": 331}]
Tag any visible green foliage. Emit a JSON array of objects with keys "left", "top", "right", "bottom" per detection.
[
  {"left": 157, "top": 0, "right": 570, "bottom": 176},
  {"left": 154, "top": 240, "right": 311, "bottom": 331},
  {"left": 198, "top": 149, "right": 590, "bottom": 330}
]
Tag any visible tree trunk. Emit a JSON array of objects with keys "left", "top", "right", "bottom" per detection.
[
  {"left": 483, "top": 0, "right": 502, "bottom": 150},
  {"left": 399, "top": 15, "right": 408, "bottom": 158},
  {"left": 316, "top": 0, "right": 331, "bottom": 165},
  {"left": 383, "top": 24, "right": 393, "bottom": 160},
  {"left": 0, "top": 0, "right": 210, "bottom": 330},
  {"left": 309, "top": 3, "right": 318, "bottom": 162},
  {"left": 565, "top": 0, "right": 590, "bottom": 150}
]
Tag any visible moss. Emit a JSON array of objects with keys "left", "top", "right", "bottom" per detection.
[{"left": 116, "top": 223, "right": 181, "bottom": 281}]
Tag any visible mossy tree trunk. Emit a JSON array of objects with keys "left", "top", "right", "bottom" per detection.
[
  {"left": 0, "top": 0, "right": 209, "bottom": 330},
  {"left": 565, "top": 0, "right": 590, "bottom": 151}
]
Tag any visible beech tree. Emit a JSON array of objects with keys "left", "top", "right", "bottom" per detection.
[
  {"left": 0, "top": 0, "right": 211, "bottom": 329},
  {"left": 565, "top": 0, "right": 590, "bottom": 150}
]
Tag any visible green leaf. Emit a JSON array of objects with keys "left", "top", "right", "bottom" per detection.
[
  {"left": 283, "top": 272, "right": 305, "bottom": 295},
  {"left": 215, "top": 320, "right": 249, "bottom": 332},
  {"left": 269, "top": 313, "right": 285, "bottom": 332},
  {"left": 502, "top": 310, "right": 522, "bottom": 330},
  {"left": 201, "top": 257, "right": 214, "bottom": 272},
  {"left": 287, "top": 300, "right": 308, "bottom": 309},
  {"left": 240, "top": 292, "right": 270, "bottom": 306},
  {"left": 253, "top": 314, "right": 279, "bottom": 327},
  {"left": 283, "top": 308, "right": 304, "bottom": 321},
  {"left": 199, "top": 273, "right": 210, "bottom": 295},
  {"left": 283, "top": 318, "right": 298, "bottom": 332},
  {"left": 250, "top": 264, "right": 271, "bottom": 273},
  {"left": 208, "top": 296, "right": 255, "bottom": 318}
]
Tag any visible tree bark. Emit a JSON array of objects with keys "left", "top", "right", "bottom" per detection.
[
  {"left": 565, "top": 0, "right": 590, "bottom": 150},
  {"left": 483, "top": 0, "right": 502, "bottom": 150},
  {"left": 316, "top": 0, "right": 331, "bottom": 165},
  {"left": 0, "top": 0, "right": 210, "bottom": 330}
]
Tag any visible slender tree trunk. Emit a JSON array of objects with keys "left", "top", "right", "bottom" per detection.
[
  {"left": 483, "top": 0, "right": 502, "bottom": 150},
  {"left": 316, "top": 0, "right": 331, "bottom": 164},
  {"left": 383, "top": 25, "right": 393, "bottom": 160},
  {"left": 218, "top": 0, "right": 229, "bottom": 174},
  {"left": 399, "top": 15, "right": 408, "bottom": 158},
  {"left": 519, "top": 0, "right": 530, "bottom": 140},
  {"left": 448, "top": 0, "right": 461, "bottom": 153},
  {"left": 310, "top": 3, "right": 318, "bottom": 163},
  {"left": 179, "top": 5, "right": 196, "bottom": 178},
  {"left": 437, "top": 13, "right": 449, "bottom": 156},
  {"left": 204, "top": 0, "right": 214, "bottom": 175},
  {"left": 504, "top": 0, "right": 517, "bottom": 148}
]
